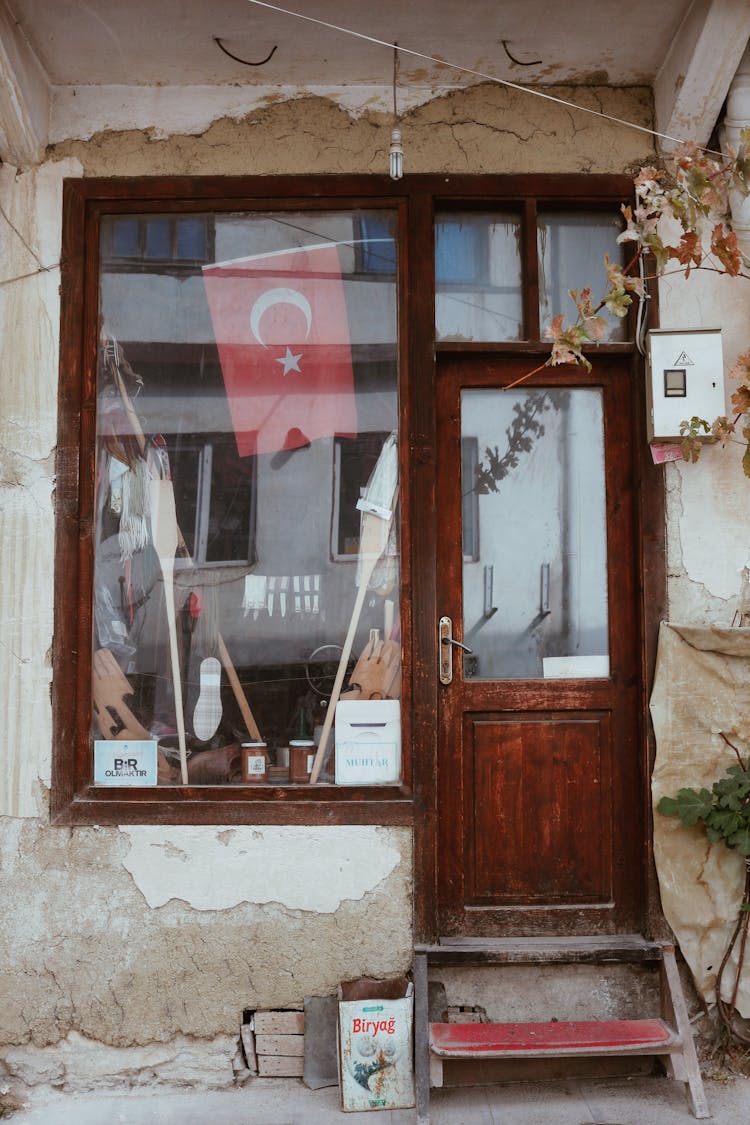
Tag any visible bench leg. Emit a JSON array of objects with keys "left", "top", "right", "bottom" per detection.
[
  {"left": 414, "top": 951, "right": 431, "bottom": 1125},
  {"left": 660, "top": 946, "right": 710, "bottom": 1119}
]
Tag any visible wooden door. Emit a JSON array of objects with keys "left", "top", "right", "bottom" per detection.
[{"left": 435, "top": 355, "right": 643, "bottom": 937}]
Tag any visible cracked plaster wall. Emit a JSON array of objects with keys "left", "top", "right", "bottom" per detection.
[
  {"left": 659, "top": 266, "right": 750, "bottom": 623},
  {"left": 8, "top": 81, "right": 731, "bottom": 1092}
]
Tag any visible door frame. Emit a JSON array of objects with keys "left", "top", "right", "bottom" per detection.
[{"left": 406, "top": 183, "right": 667, "bottom": 944}]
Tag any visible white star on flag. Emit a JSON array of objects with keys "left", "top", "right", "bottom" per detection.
[{"left": 276, "top": 347, "right": 303, "bottom": 375}]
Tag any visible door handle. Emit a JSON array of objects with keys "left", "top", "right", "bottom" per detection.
[{"left": 439, "top": 616, "right": 473, "bottom": 684}]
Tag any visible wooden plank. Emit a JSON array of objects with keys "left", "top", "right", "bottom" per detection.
[
  {"left": 430, "top": 1018, "right": 679, "bottom": 1058},
  {"left": 254, "top": 1033, "right": 304, "bottom": 1057},
  {"left": 416, "top": 934, "right": 665, "bottom": 965},
  {"left": 240, "top": 1024, "right": 258, "bottom": 1073},
  {"left": 413, "top": 951, "right": 431, "bottom": 1125},
  {"left": 660, "top": 947, "right": 711, "bottom": 1119},
  {"left": 257, "top": 1055, "right": 305, "bottom": 1077},
  {"left": 254, "top": 1010, "right": 304, "bottom": 1035}
]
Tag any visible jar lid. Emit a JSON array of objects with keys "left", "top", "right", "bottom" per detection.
[
  {"left": 289, "top": 739, "right": 315, "bottom": 747},
  {"left": 241, "top": 742, "right": 267, "bottom": 749}
]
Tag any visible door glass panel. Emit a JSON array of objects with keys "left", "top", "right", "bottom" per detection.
[
  {"left": 537, "top": 211, "right": 627, "bottom": 342},
  {"left": 435, "top": 212, "right": 523, "bottom": 341},
  {"left": 461, "top": 387, "right": 609, "bottom": 680}
]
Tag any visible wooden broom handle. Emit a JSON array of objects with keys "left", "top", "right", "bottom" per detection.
[{"left": 218, "top": 635, "right": 262, "bottom": 742}]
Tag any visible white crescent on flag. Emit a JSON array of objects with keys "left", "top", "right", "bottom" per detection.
[{"left": 249, "top": 287, "right": 313, "bottom": 347}]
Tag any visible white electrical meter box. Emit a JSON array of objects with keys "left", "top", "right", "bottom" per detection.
[{"left": 647, "top": 329, "right": 725, "bottom": 441}]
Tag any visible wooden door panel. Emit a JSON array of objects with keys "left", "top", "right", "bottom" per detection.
[{"left": 467, "top": 712, "right": 613, "bottom": 904}]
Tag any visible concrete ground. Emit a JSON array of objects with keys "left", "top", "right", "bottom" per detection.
[{"left": 10, "top": 1074, "right": 750, "bottom": 1124}]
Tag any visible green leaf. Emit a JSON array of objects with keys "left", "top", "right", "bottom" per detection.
[
  {"left": 657, "top": 788, "right": 714, "bottom": 825},
  {"left": 705, "top": 810, "right": 743, "bottom": 837},
  {"left": 728, "top": 827, "right": 750, "bottom": 855}
]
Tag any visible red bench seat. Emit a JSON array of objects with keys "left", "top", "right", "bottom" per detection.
[{"left": 430, "top": 1017, "right": 679, "bottom": 1058}]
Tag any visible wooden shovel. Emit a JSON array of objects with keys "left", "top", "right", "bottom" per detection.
[{"left": 150, "top": 478, "right": 188, "bottom": 784}]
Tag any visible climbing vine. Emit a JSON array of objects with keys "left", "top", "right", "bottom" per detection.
[
  {"left": 659, "top": 734, "right": 750, "bottom": 1043},
  {"left": 540, "top": 131, "right": 750, "bottom": 469}
]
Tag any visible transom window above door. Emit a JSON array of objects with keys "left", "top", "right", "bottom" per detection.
[{"left": 435, "top": 206, "right": 627, "bottom": 343}]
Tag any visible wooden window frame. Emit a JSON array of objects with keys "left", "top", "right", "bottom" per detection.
[{"left": 52, "top": 173, "right": 662, "bottom": 829}]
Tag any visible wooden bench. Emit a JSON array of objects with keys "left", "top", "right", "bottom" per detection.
[{"left": 414, "top": 936, "right": 709, "bottom": 1123}]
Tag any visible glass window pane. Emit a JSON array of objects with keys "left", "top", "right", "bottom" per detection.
[
  {"left": 95, "top": 212, "right": 400, "bottom": 788},
  {"left": 144, "top": 217, "right": 172, "bottom": 259},
  {"left": 461, "top": 387, "right": 609, "bottom": 680},
  {"left": 435, "top": 212, "right": 523, "bottom": 341},
  {"left": 175, "top": 217, "right": 208, "bottom": 260},
  {"left": 112, "top": 218, "right": 139, "bottom": 258},
  {"left": 538, "top": 211, "right": 627, "bottom": 342}
]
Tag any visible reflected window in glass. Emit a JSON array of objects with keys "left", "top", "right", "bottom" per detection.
[
  {"left": 537, "top": 211, "right": 628, "bottom": 342},
  {"left": 435, "top": 212, "right": 524, "bottom": 341}
]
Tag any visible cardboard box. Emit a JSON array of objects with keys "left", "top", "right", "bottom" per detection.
[
  {"left": 337, "top": 977, "right": 415, "bottom": 1112},
  {"left": 334, "top": 699, "right": 400, "bottom": 785}
]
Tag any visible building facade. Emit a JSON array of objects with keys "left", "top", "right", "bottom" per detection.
[{"left": 3, "top": 0, "right": 750, "bottom": 1094}]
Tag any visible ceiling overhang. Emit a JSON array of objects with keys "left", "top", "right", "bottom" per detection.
[
  {"left": 654, "top": 0, "right": 750, "bottom": 152},
  {"left": 1, "top": 0, "right": 750, "bottom": 168}
]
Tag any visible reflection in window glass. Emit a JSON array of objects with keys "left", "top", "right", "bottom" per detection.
[
  {"left": 112, "top": 218, "right": 139, "bottom": 258},
  {"left": 144, "top": 217, "right": 172, "bottom": 259},
  {"left": 538, "top": 211, "right": 627, "bottom": 342},
  {"left": 435, "top": 212, "right": 523, "bottom": 341},
  {"left": 94, "top": 212, "right": 400, "bottom": 788},
  {"left": 461, "top": 388, "right": 609, "bottom": 680}
]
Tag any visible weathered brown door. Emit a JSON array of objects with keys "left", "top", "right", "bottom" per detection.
[{"left": 435, "top": 355, "right": 643, "bottom": 937}]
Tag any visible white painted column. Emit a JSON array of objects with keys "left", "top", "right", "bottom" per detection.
[{"left": 721, "top": 43, "right": 750, "bottom": 257}]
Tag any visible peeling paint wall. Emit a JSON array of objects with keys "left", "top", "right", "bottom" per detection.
[
  {"left": 7, "top": 80, "right": 725, "bottom": 1094},
  {"left": 50, "top": 84, "right": 655, "bottom": 177},
  {"left": 659, "top": 267, "right": 750, "bottom": 623}
]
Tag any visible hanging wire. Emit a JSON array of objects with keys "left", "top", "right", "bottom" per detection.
[
  {"left": 245, "top": 0, "right": 722, "bottom": 154},
  {"left": 389, "top": 43, "right": 403, "bottom": 180}
]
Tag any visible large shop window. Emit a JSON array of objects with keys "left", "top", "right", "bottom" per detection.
[
  {"left": 96, "top": 211, "right": 400, "bottom": 787},
  {"left": 54, "top": 177, "right": 633, "bottom": 825}
]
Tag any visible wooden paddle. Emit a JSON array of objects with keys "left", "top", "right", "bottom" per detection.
[{"left": 150, "top": 478, "right": 188, "bottom": 784}]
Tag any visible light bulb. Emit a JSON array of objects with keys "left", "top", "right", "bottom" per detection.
[{"left": 389, "top": 128, "right": 404, "bottom": 180}]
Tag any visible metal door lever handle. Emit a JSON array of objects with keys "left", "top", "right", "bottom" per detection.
[
  {"left": 441, "top": 636, "right": 473, "bottom": 654},
  {"left": 439, "top": 616, "right": 472, "bottom": 684}
]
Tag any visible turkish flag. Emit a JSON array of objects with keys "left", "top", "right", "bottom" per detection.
[{"left": 203, "top": 243, "right": 357, "bottom": 456}]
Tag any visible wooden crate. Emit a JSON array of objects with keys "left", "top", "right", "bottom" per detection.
[{"left": 250, "top": 1010, "right": 305, "bottom": 1078}]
